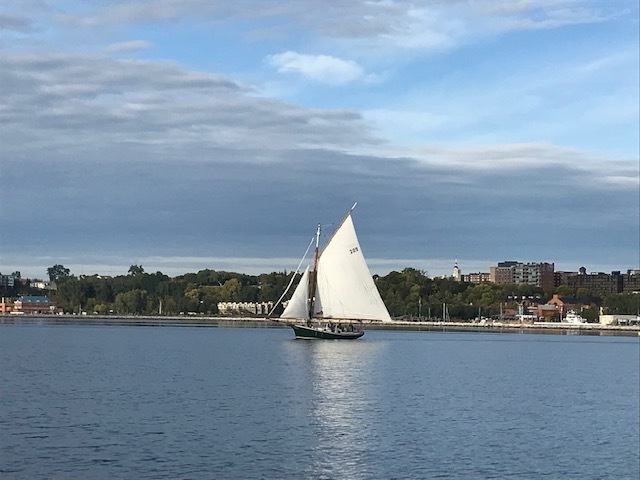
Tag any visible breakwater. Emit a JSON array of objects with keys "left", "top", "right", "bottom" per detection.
[{"left": 2, "top": 314, "right": 638, "bottom": 336}]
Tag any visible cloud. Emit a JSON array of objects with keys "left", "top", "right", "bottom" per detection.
[
  {"left": 2, "top": 149, "right": 637, "bottom": 280},
  {"left": 46, "top": 1, "right": 627, "bottom": 52},
  {"left": 478, "top": 0, "right": 628, "bottom": 32},
  {"left": 267, "top": 51, "right": 365, "bottom": 85},
  {"left": 0, "top": 13, "right": 34, "bottom": 33},
  {"left": 1, "top": 49, "right": 636, "bottom": 182},
  {"left": 105, "top": 40, "right": 153, "bottom": 53},
  {"left": 0, "top": 51, "right": 378, "bottom": 161},
  {"left": 3, "top": 49, "right": 634, "bottom": 183}
]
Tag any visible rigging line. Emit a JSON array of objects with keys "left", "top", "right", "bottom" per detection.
[{"left": 267, "top": 235, "right": 315, "bottom": 318}]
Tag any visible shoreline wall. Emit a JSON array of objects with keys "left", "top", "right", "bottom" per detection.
[{"left": 1, "top": 314, "right": 639, "bottom": 336}]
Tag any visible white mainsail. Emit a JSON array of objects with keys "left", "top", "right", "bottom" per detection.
[
  {"left": 314, "top": 214, "right": 391, "bottom": 322},
  {"left": 280, "top": 266, "right": 310, "bottom": 320}
]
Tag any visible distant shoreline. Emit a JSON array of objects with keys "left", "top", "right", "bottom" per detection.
[{"left": 2, "top": 314, "right": 639, "bottom": 337}]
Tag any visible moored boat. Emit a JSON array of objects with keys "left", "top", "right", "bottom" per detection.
[{"left": 563, "top": 310, "right": 586, "bottom": 324}]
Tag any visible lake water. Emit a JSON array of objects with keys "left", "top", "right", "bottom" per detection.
[{"left": 1, "top": 324, "right": 638, "bottom": 479}]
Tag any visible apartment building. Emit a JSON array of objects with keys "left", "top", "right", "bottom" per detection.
[
  {"left": 623, "top": 269, "right": 640, "bottom": 293},
  {"left": 0, "top": 273, "right": 15, "bottom": 289},
  {"left": 490, "top": 261, "right": 555, "bottom": 291},
  {"left": 490, "top": 261, "right": 518, "bottom": 285},
  {"left": 462, "top": 272, "right": 491, "bottom": 283},
  {"left": 567, "top": 268, "right": 624, "bottom": 295}
]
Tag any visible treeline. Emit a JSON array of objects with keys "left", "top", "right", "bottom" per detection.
[
  {"left": 43, "top": 265, "right": 291, "bottom": 316},
  {"left": 4, "top": 265, "right": 638, "bottom": 319}
]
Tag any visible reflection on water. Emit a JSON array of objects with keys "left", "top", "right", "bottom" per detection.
[{"left": 281, "top": 339, "right": 385, "bottom": 478}]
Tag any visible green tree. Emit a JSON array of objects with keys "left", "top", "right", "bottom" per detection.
[
  {"left": 161, "top": 296, "right": 178, "bottom": 315},
  {"left": 219, "top": 278, "right": 242, "bottom": 302},
  {"left": 115, "top": 289, "right": 148, "bottom": 314},
  {"left": 128, "top": 265, "right": 145, "bottom": 276},
  {"left": 56, "top": 277, "right": 85, "bottom": 313},
  {"left": 93, "top": 303, "right": 110, "bottom": 314},
  {"left": 257, "top": 272, "right": 290, "bottom": 302},
  {"left": 95, "top": 280, "right": 114, "bottom": 303},
  {"left": 553, "top": 285, "right": 575, "bottom": 297},
  {"left": 576, "top": 288, "right": 590, "bottom": 302},
  {"left": 581, "top": 307, "right": 599, "bottom": 323},
  {"left": 47, "top": 264, "right": 71, "bottom": 283},
  {"left": 602, "top": 293, "right": 639, "bottom": 315}
]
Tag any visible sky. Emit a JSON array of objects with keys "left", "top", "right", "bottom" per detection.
[{"left": 1, "top": 0, "right": 638, "bottom": 280}]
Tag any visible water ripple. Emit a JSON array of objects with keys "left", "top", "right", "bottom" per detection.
[{"left": 0, "top": 325, "right": 638, "bottom": 479}]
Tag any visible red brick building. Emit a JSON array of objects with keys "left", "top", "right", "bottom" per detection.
[
  {"left": 13, "top": 296, "right": 57, "bottom": 314},
  {"left": 547, "top": 294, "right": 580, "bottom": 317},
  {"left": 567, "top": 268, "right": 623, "bottom": 295}
]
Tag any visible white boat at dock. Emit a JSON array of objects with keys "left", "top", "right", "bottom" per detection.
[{"left": 563, "top": 310, "right": 586, "bottom": 324}]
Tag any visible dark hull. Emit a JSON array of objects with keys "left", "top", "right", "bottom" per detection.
[{"left": 291, "top": 324, "right": 364, "bottom": 340}]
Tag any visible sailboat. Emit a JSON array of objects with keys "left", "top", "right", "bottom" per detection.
[{"left": 276, "top": 203, "right": 392, "bottom": 339}]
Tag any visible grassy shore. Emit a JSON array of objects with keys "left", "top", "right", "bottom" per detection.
[{"left": 2, "top": 314, "right": 639, "bottom": 336}]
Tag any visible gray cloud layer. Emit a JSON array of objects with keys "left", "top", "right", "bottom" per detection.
[
  {"left": 1, "top": 52, "right": 378, "bottom": 161},
  {"left": 1, "top": 48, "right": 637, "bottom": 277}
]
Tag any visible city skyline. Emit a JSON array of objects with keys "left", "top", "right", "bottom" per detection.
[{"left": 1, "top": 1, "right": 638, "bottom": 279}]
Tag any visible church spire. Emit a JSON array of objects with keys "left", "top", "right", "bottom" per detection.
[{"left": 453, "top": 260, "right": 461, "bottom": 281}]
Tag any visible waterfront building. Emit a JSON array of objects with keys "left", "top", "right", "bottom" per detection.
[
  {"left": 599, "top": 314, "right": 640, "bottom": 326},
  {"left": 547, "top": 294, "right": 580, "bottom": 318},
  {"left": 0, "top": 297, "right": 13, "bottom": 313},
  {"left": 531, "top": 303, "right": 562, "bottom": 320},
  {"left": 13, "top": 295, "right": 57, "bottom": 314},
  {"left": 217, "top": 301, "right": 273, "bottom": 316}
]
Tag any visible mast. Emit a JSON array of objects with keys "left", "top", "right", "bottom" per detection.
[{"left": 307, "top": 223, "right": 321, "bottom": 325}]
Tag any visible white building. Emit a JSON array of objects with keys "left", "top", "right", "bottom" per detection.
[
  {"left": 217, "top": 301, "right": 273, "bottom": 315},
  {"left": 599, "top": 314, "right": 640, "bottom": 326}
]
